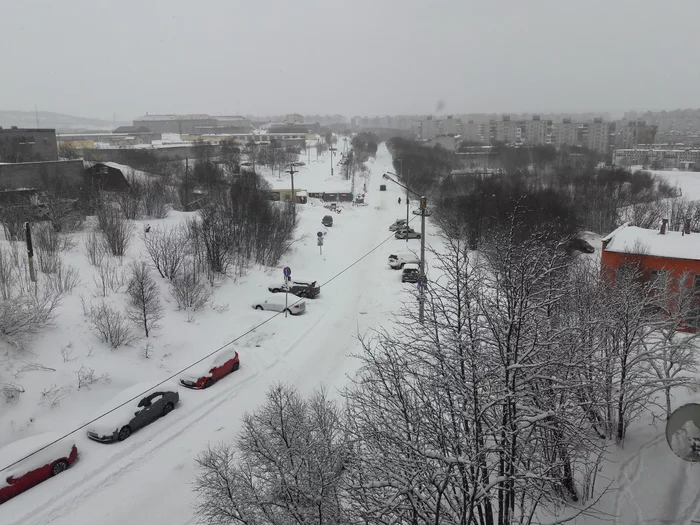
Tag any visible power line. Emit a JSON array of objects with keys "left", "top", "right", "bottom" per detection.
[{"left": 0, "top": 205, "right": 419, "bottom": 474}]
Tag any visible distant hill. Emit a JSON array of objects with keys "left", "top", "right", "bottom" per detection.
[{"left": 0, "top": 110, "right": 130, "bottom": 133}]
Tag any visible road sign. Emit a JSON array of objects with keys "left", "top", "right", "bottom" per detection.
[
  {"left": 317, "top": 231, "right": 323, "bottom": 238},
  {"left": 283, "top": 266, "right": 291, "bottom": 278},
  {"left": 317, "top": 237, "right": 324, "bottom": 246}
]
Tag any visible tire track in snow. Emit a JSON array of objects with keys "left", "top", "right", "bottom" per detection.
[
  {"left": 6, "top": 368, "right": 261, "bottom": 525},
  {"left": 613, "top": 433, "right": 665, "bottom": 525}
]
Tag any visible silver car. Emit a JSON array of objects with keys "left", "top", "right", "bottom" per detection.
[
  {"left": 252, "top": 298, "right": 307, "bottom": 315},
  {"left": 395, "top": 228, "right": 421, "bottom": 239}
]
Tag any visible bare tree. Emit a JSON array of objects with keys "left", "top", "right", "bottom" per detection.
[
  {"left": 92, "top": 258, "right": 126, "bottom": 297},
  {"left": 125, "top": 261, "right": 164, "bottom": 338},
  {"left": 114, "top": 174, "right": 144, "bottom": 220},
  {"left": 97, "top": 205, "right": 134, "bottom": 257},
  {"left": 170, "top": 260, "right": 212, "bottom": 311},
  {"left": 142, "top": 225, "right": 188, "bottom": 279},
  {"left": 142, "top": 178, "right": 169, "bottom": 219},
  {"left": 85, "top": 300, "right": 132, "bottom": 348},
  {"left": 193, "top": 384, "right": 348, "bottom": 525},
  {"left": 84, "top": 229, "right": 106, "bottom": 266}
]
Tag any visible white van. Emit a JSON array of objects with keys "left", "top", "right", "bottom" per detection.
[{"left": 388, "top": 251, "right": 420, "bottom": 270}]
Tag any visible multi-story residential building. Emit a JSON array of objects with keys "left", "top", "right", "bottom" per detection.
[
  {"left": 461, "top": 120, "right": 480, "bottom": 142},
  {"left": 420, "top": 116, "right": 438, "bottom": 141},
  {"left": 494, "top": 116, "right": 519, "bottom": 144},
  {"left": 439, "top": 116, "right": 460, "bottom": 136},
  {"left": 524, "top": 115, "right": 552, "bottom": 145},
  {"left": 586, "top": 118, "right": 610, "bottom": 154},
  {"left": 617, "top": 120, "right": 657, "bottom": 148},
  {"left": 0, "top": 127, "right": 58, "bottom": 162},
  {"left": 284, "top": 114, "right": 304, "bottom": 124},
  {"left": 553, "top": 118, "right": 581, "bottom": 147}
]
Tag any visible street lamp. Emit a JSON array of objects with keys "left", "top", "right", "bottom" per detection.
[{"left": 383, "top": 172, "right": 429, "bottom": 324}]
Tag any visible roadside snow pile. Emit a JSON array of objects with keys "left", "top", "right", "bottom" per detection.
[{"left": 0, "top": 432, "right": 74, "bottom": 487}]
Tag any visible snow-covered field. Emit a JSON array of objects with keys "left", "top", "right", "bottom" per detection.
[{"left": 0, "top": 143, "right": 437, "bottom": 524}]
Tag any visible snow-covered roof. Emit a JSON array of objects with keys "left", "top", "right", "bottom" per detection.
[
  {"left": 603, "top": 223, "right": 700, "bottom": 260},
  {"left": 135, "top": 114, "right": 211, "bottom": 121}
]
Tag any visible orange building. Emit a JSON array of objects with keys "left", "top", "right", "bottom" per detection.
[{"left": 601, "top": 218, "right": 700, "bottom": 330}]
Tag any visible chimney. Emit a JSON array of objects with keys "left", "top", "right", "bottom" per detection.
[
  {"left": 661, "top": 218, "right": 668, "bottom": 235},
  {"left": 685, "top": 217, "right": 691, "bottom": 235}
]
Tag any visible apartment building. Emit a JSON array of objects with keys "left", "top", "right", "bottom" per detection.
[
  {"left": 553, "top": 118, "right": 581, "bottom": 147},
  {"left": 420, "top": 116, "right": 439, "bottom": 141},
  {"left": 586, "top": 118, "right": 610, "bottom": 154},
  {"left": 494, "top": 116, "right": 519, "bottom": 144},
  {"left": 617, "top": 120, "right": 657, "bottom": 148},
  {"left": 439, "top": 116, "right": 460, "bottom": 136},
  {"left": 524, "top": 115, "right": 552, "bottom": 145}
]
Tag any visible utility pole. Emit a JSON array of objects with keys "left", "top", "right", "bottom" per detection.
[
  {"left": 418, "top": 196, "right": 427, "bottom": 324},
  {"left": 329, "top": 146, "right": 337, "bottom": 177},
  {"left": 383, "top": 173, "right": 429, "bottom": 325},
  {"left": 184, "top": 157, "right": 189, "bottom": 212},
  {"left": 25, "top": 222, "right": 36, "bottom": 283},
  {"left": 285, "top": 164, "right": 299, "bottom": 225}
]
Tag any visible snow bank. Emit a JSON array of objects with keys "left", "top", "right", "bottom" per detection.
[{"left": 0, "top": 432, "right": 74, "bottom": 487}]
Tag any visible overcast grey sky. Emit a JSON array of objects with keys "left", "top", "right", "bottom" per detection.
[{"left": 2, "top": 0, "right": 699, "bottom": 121}]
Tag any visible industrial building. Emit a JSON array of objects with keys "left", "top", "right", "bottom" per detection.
[{"left": 0, "top": 127, "right": 58, "bottom": 162}]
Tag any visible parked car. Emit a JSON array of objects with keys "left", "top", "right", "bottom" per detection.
[
  {"left": 563, "top": 237, "right": 595, "bottom": 254},
  {"left": 401, "top": 263, "right": 420, "bottom": 283},
  {"left": 180, "top": 349, "right": 240, "bottom": 389},
  {"left": 388, "top": 251, "right": 420, "bottom": 269},
  {"left": 0, "top": 433, "right": 78, "bottom": 504},
  {"left": 269, "top": 280, "right": 321, "bottom": 298},
  {"left": 379, "top": 184, "right": 387, "bottom": 191},
  {"left": 395, "top": 228, "right": 421, "bottom": 239},
  {"left": 389, "top": 219, "right": 408, "bottom": 231},
  {"left": 86, "top": 383, "right": 180, "bottom": 443},
  {"left": 322, "top": 215, "right": 334, "bottom": 227},
  {"left": 253, "top": 298, "right": 307, "bottom": 315}
]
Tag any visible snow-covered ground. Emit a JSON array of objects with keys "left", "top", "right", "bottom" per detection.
[
  {"left": 0, "top": 144, "right": 436, "bottom": 524},
  {"left": 631, "top": 166, "right": 700, "bottom": 201}
]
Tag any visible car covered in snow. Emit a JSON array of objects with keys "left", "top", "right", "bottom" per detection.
[
  {"left": 180, "top": 349, "right": 240, "bottom": 389},
  {"left": 395, "top": 228, "right": 421, "bottom": 240},
  {"left": 268, "top": 280, "right": 320, "bottom": 298},
  {"left": 401, "top": 263, "right": 420, "bottom": 283},
  {"left": 86, "top": 382, "right": 179, "bottom": 443},
  {"left": 252, "top": 298, "right": 306, "bottom": 315},
  {"left": 388, "top": 219, "right": 407, "bottom": 231},
  {"left": 322, "top": 215, "right": 334, "bottom": 227},
  {"left": 0, "top": 433, "right": 78, "bottom": 504},
  {"left": 388, "top": 251, "right": 419, "bottom": 269}
]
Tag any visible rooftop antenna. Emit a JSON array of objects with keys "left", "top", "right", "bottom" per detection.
[{"left": 34, "top": 105, "right": 40, "bottom": 128}]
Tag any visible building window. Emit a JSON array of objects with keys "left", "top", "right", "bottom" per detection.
[{"left": 694, "top": 274, "right": 700, "bottom": 290}]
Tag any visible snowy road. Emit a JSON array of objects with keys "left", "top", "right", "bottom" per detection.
[{"left": 3, "top": 144, "right": 420, "bottom": 525}]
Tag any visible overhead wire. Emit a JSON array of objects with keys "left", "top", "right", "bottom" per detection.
[{"left": 0, "top": 202, "right": 420, "bottom": 473}]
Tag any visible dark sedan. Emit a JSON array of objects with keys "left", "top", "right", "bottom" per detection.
[{"left": 87, "top": 383, "right": 180, "bottom": 443}]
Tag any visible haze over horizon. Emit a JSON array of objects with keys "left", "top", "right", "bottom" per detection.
[{"left": 2, "top": 0, "right": 699, "bottom": 122}]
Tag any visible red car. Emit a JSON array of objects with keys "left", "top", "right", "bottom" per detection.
[
  {"left": 179, "top": 349, "right": 240, "bottom": 389},
  {"left": 0, "top": 433, "right": 78, "bottom": 504}
]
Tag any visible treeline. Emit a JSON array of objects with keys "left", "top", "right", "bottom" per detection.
[
  {"left": 386, "top": 137, "right": 456, "bottom": 194},
  {"left": 192, "top": 233, "right": 698, "bottom": 524},
  {"left": 436, "top": 166, "right": 678, "bottom": 248}
]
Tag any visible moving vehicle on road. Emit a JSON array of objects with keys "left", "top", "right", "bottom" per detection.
[
  {"left": 268, "top": 280, "right": 320, "bottom": 298},
  {"left": 322, "top": 215, "right": 334, "bottom": 227},
  {"left": 395, "top": 228, "right": 421, "bottom": 240},
  {"left": 401, "top": 263, "right": 420, "bottom": 283},
  {"left": 253, "top": 298, "right": 307, "bottom": 315},
  {"left": 389, "top": 219, "right": 407, "bottom": 231},
  {"left": 87, "top": 383, "right": 180, "bottom": 443},
  {"left": 179, "top": 349, "right": 240, "bottom": 389},
  {"left": 388, "top": 251, "right": 419, "bottom": 269},
  {"left": 0, "top": 433, "right": 78, "bottom": 504}
]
